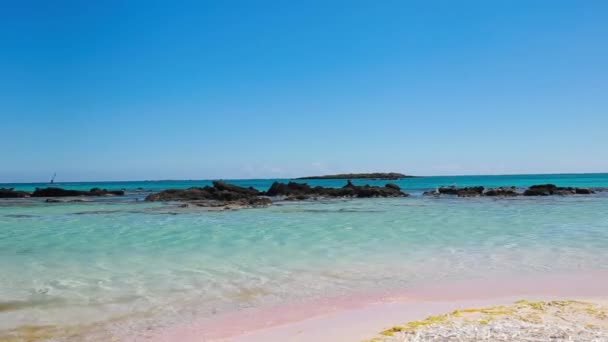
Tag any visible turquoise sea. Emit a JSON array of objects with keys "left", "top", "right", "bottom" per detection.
[
  {"left": 4, "top": 173, "right": 608, "bottom": 193},
  {"left": 1, "top": 173, "right": 608, "bottom": 340}
]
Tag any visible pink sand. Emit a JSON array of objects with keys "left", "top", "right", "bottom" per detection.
[{"left": 139, "top": 271, "right": 608, "bottom": 342}]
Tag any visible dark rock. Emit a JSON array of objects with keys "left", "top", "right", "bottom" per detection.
[
  {"left": 145, "top": 187, "right": 212, "bottom": 201},
  {"left": 31, "top": 187, "right": 125, "bottom": 197},
  {"left": 344, "top": 180, "right": 356, "bottom": 188},
  {"left": 524, "top": 184, "right": 557, "bottom": 196},
  {"left": 246, "top": 197, "right": 272, "bottom": 207},
  {"left": 151, "top": 180, "right": 408, "bottom": 205},
  {"left": 437, "top": 186, "right": 484, "bottom": 197},
  {"left": 32, "top": 187, "right": 85, "bottom": 197},
  {"left": 145, "top": 181, "right": 271, "bottom": 209},
  {"left": 484, "top": 187, "right": 519, "bottom": 197},
  {"left": 264, "top": 181, "right": 408, "bottom": 198},
  {"left": 147, "top": 180, "right": 407, "bottom": 209},
  {"left": 523, "top": 184, "right": 569, "bottom": 196},
  {"left": 89, "top": 188, "right": 125, "bottom": 196},
  {"left": 385, "top": 183, "right": 401, "bottom": 191},
  {"left": 423, "top": 184, "right": 596, "bottom": 198},
  {"left": 212, "top": 181, "right": 260, "bottom": 196},
  {"left": 266, "top": 182, "right": 314, "bottom": 197},
  {"left": 523, "top": 184, "right": 594, "bottom": 196},
  {"left": 575, "top": 188, "right": 594, "bottom": 195},
  {"left": 0, "top": 188, "right": 30, "bottom": 198}
]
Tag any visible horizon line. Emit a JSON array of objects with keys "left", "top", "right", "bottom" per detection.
[{"left": 2, "top": 171, "right": 607, "bottom": 185}]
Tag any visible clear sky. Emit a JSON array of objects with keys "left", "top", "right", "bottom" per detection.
[{"left": 1, "top": 0, "right": 607, "bottom": 182}]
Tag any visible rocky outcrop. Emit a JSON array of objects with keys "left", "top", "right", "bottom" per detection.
[
  {"left": 265, "top": 180, "right": 408, "bottom": 199},
  {"left": 424, "top": 184, "right": 596, "bottom": 197},
  {"left": 484, "top": 187, "right": 519, "bottom": 197},
  {"left": 145, "top": 180, "right": 407, "bottom": 209},
  {"left": 0, "top": 188, "right": 30, "bottom": 198},
  {"left": 32, "top": 188, "right": 83, "bottom": 197},
  {"left": 424, "top": 186, "right": 484, "bottom": 197},
  {"left": 523, "top": 184, "right": 595, "bottom": 196},
  {"left": 575, "top": 188, "right": 595, "bottom": 195},
  {"left": 385, "top": 183, "right": 401, "bottom": 191},
  {"left": 31, "top": 187, "right": 125, "bottom": 197},
  {"left": 211, "top": 181, "right": 260, "bottom": 197},
  {"left": 296, "top": 173, "right": 414, "bottom": 180},
  {"left": 145, "top": 181, "right": 270, "bottom": 209}
]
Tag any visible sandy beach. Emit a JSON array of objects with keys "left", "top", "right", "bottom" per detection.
[
  {"left": 3, "top": 0, "right": 608, "bottom": 340},
  {"left": 144, "top": 272, "right": 608, "bottom": 342}
]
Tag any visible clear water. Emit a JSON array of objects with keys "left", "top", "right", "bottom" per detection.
[{"left": 1, "top": 174, "right": 608, "bottom": 339}]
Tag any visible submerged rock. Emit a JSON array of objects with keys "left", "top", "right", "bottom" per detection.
[
  {"left": 45, "top": 198, "right": 89, "bottom": 203},
  {"left": 0, "top": 188, "right": 30, "bottom": 198},
  {"left": 190, "top": 197, "right": 272, "bottom": 209}
]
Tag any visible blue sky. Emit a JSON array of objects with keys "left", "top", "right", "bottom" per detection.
[{"left": 1, "top": 0, "right": 607, "bottom": 182}]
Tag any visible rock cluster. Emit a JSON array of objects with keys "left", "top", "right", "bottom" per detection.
[
  {"left": 31, "top": 187, "right": 125, "bottom": 197},
  {"left": 523, "top": 184, "right": 594, "bottom": 196},
  {"left": 438, "top": 186, "right": 485, "bottom": 197},
  {"left": 0, "top": 188, "right": 30, "bottom": 198},
  {"left": 0, "top": 187, "right": 125, "bottom": 198},
  {"left": 266, "top": 180, "right": 408, "bottom": 200},
  {"left": 145, "top": 181, "right": 272, "bottom": 208},
  {"left": 484, "top": 187, "right": 519, "bottom": 197},
  {"left": 145, "top": 180, "right": 408, "bottom": 208},
  {"left": 424, "top": 184, "right": 595, "bottom": 197}
]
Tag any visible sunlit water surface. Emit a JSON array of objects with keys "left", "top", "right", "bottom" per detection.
[{"left": 1, "top": 174, "right": 608, "bottom": 339}]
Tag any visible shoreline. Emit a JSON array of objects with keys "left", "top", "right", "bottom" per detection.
[{"left": 143, "top": 271, "right": 608, "bottom": 342}]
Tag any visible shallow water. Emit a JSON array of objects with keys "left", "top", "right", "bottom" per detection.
[{"left": 1, "top": 174, "right": 608, "bottom": 339}]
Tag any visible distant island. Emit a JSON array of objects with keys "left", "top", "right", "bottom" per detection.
[{"left": 296, "top": 172, "right": 415, "bottom": 180}]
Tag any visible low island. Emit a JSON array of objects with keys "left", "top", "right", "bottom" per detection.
[{"left": 296, "top": 172, "right": 415, "bottom": 180}]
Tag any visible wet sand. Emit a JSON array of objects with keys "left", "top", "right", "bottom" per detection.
[{"left": 145, "top": 271, "right": 608, "bottom": 341}]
